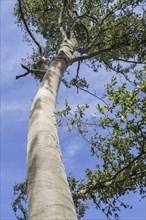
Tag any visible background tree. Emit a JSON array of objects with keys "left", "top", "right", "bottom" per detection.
[{"left": 13, "top": 0, "right": 146, "bottom": 219}]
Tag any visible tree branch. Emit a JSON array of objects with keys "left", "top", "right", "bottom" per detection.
[
  {"left": 86, "top": 152, "right": 145, "bottom": 194},
  {"left": 84, "top": 14, "right": 98, "bottom": 24},
  {"left": 79, "top": 22, "right": 90, "bottom": 44},
  {"left": 79, "top": 87, "right": 108, "bottom": 106},
  {"left": 68, "top": 10, "right": 90, "bottom": 45},
  {"left": 76, "top": 150, "right": 145, "bottom": 198},
  {"left": 58, "top": 0, "right": 68, "bottom": 40},
  {"left": 103, "top": 61, "right": 135, "bottom": 85},
  {"left": 75, "top": 61, "right": 81, "bottom": 93},
  {"left": 100, "top": 1, "right": 131, "bottom": 26},
  {"left": 106, "top": 152, "right": 145, "bottom": 184},
  {"left": 115, "top": 58, "right": 145, "bottom": 64},
  {"left": 16, "top": 64, "right": 46, "bottom": 79},
  {"left": 21, "top": 64, "right": 30, "bottom": 71},
  {"left": 16, "top": 71, "right": 31, "bottom": 79},
  {"left": 71, "top": 45, "right": 116, "bottom": 63},
  {"left": 76, "top": 61, "right": 81, "bottom": 79},
  {"left": 18, "top": 0, "right": 42, "bottom": 54}
]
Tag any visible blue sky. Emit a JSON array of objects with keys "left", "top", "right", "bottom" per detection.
[{"left": 0, "top": 1, "right": 145, "bottom": 219}]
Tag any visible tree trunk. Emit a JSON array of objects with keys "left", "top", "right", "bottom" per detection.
[{"left": 27, "top": 39, "right": 77, "bottom": 219}]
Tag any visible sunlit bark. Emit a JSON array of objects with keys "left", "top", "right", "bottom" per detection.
[{"left": 27, "top": 39, "right": 78, "bottom": 219}]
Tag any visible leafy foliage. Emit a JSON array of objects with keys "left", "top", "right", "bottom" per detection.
[
  {"left": 12, "top": 182, "right": 28, "bottom": 220},
  {"left": 14, "top": 0, "right": 146, "bottom": 81},
  {"left": 57, "top": 71, "right": 146, "bottom": 219}
]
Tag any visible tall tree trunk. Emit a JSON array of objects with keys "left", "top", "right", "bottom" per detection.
[{"left": 27, "top": 39, "right": 78, "bottom": 219}]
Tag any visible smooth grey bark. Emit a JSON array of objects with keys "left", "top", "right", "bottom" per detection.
[{"left": 27, "top": 39, "right": 78, "bottom": 219}]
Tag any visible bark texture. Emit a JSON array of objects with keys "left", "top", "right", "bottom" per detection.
[{"left": 27, "top": 39, "right": 78, "bottom": 219}]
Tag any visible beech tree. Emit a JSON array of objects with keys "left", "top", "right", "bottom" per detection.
[{"left": 13, "top": 0, "right": 146, "bottom": 219}]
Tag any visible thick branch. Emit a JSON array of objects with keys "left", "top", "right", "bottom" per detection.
[
  {"left": 18, "top": 0, "right": 42, "bottom": 54},
  {"left": 58, "top": 0, "right": 68, "bottom": 40},
  {"left": 72, "top": 45, "right": 115, "bottom": 63},
  {"left": 75, "top": 61, "right": 81, "bottom": 93},
  {"left": 105, "top": 152, "right": 145, "bottom": 185},
  {"left": 79, "top": 22, "right": 90, "bottom": 44},
  {"left": 68, "top": 10, "right": 79, "bottom": 39},
  {"left": 69, "top": 10, "right": 90, "bottom": 45}
]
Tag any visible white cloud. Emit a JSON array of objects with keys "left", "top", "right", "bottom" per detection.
[
  {"left": 61, "top": 134, "right": 85, "bottom": 173},
  {"left": 1, "top": 98, "right": 32, "bottom": 124},
  {"left": 1, "top": 100, "right": 28, "bottom": 113},
  {"left": 66, "top": 141, "right": 83, "bottom": 157}
]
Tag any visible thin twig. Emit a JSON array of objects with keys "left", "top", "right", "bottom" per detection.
[
  {"left": 104, "top": 61, "right": 135, "bottom": 85},
  {"left": 115, "top": 58, "right": 145, "bottom": 65},
  {"left": 84, "top": 14, "right": 98, "bottom": 23},
  {"left": 79, "top": 87, "right": 108, "bottom": 106}
]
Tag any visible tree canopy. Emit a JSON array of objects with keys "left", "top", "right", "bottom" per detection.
[
  {"left": 13, "top": 0, "right": 146, "bottom": 219},
  {"left": 14, "top": 0, "right": 146, "bottom": 80}
]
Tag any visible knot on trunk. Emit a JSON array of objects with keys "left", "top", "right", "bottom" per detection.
[{"left": 58, "top": 38, "right": 78, "bottom": 62}]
